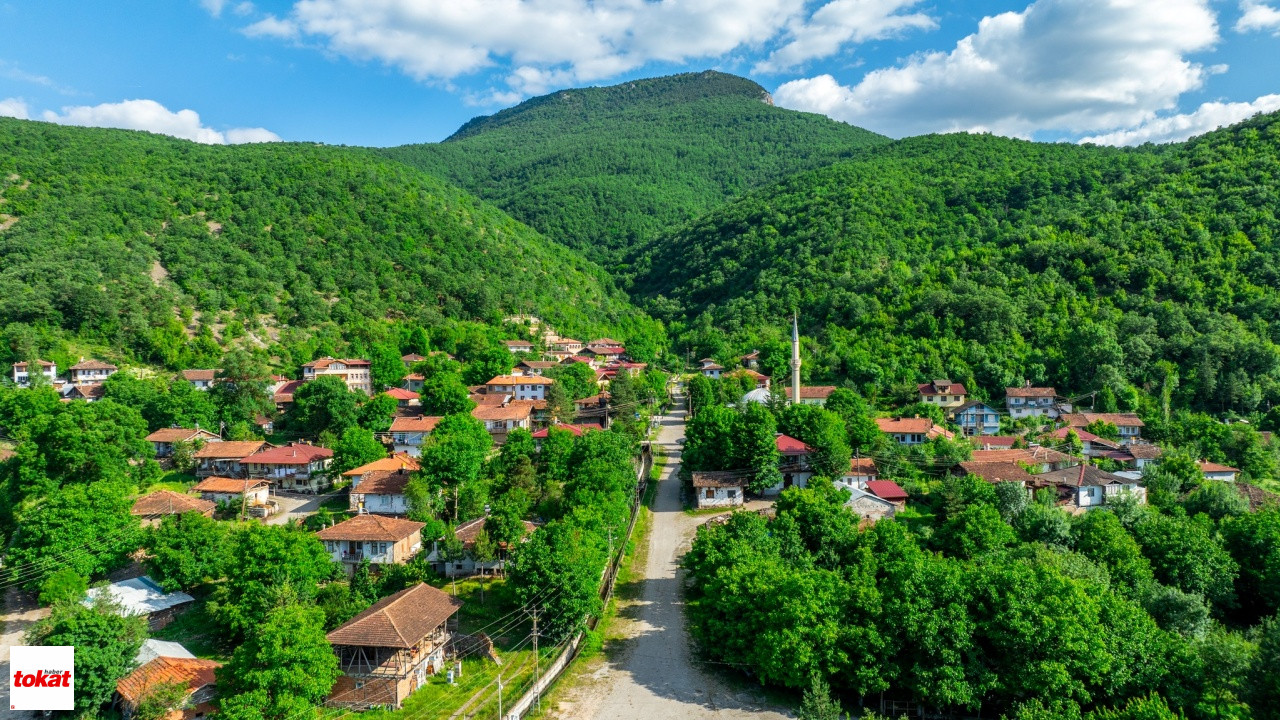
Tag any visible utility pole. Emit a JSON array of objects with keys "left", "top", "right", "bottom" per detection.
[
  {"left": 240, "top": 477, "right": 249, "bottom": 521},
  {"left": 497, "top": 670, "right": 503, "bottom": 720},
  {"left": 531, "top": 608, "right": 541, "bottom": 713}
]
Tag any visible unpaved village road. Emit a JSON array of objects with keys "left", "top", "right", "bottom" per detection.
[{"left": 552, "top": 403, "right": 790, "bottom": 720}]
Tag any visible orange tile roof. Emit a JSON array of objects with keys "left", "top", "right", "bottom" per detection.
[
  {"left": 1062, "top": 413, "right": 1145, "bottom": 428},
  {"left": 193, "top": 440, "right": 267, "bottom": 459},
  {"left": 472, "top": 402, "right": 533, "bottom": 421},
  {"left": 316, "top": 514, "right": 425, "bottom": 542},
  {"left": 486, "top": 375, "right": 554, "bottom": 385},
  {"left": 847, "top": 457, "right": 878, "bottom": 475},
  {"left": 1006, "top": 386, "right": 1057, "bottom": 398},
  {"left": 876, "top": 417, "right": 953, "bottom": 438},
  {"left": 180, "top": 369, "right": 219, "bottom": 382},
  {"left": 241, "top": 442, "right": 332, "bottom": 465},
  {"left": 383, "top": 387, "right": 420, "bottom": 401},
  {"left": 116, "top": 656, "right": 221, "bottom": 707},
  {"left": 70, "top": 359, "right": 117, "bottom": 371},
  {"left": 343, "top": 454, "right": 421, "bottom": 476},
  {"left": 1200, "top": 461, "right": 1240, "bottom": 473},
  {"left": 354, "top": 469, "right": 414, "bottom": 496},
  {"left": 145, "top": 427, "right": 219, "bottom": 443},
  {"left": 131, "top": 490, "right": 215, "bottom": 517},
  {"left": 193, "top": 476, "right": 269, "bottom": 493},
  {"left": 970, "top": 447, "right": 1074, "bottom": 464},
  {"left": 959, "top": 461, "right": 1038, "bottom": 484},
  {"left": 782, "top": 385, "right": 837, "bottom": 399},
  {"left": 389, "top": 416, "right": 443, "bottom": 433},
  {"left": 327, "top": 583, "right": 461, "bottom": 649}
]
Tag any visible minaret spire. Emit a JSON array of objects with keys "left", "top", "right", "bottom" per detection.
[{"left": 790, "top": 312, "right": 801, "bottom": 406}]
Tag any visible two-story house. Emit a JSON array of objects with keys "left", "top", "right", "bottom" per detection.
[
  {"left": 193, "top": 440, "right": 270, "bottom": 477},
  {"left": 1062, "top": 413, "right": 1145, "bottom": 443},
  {"left": 325, "top": 583, "right": 462, "bottom": 710},
  {"left": 302, "top": 357, "right": 372, "bottom": 395},
  {"left": 240, "top": 442, "right": 334, "bottom": 491},
  {"left": 349, "top": 469, "right": 413, "bottom": 515},
  {"left": 484, "top": 375, "right": 554, "bottom": 401},
  {"left": 11, "top": 360, "right": 56, "bottom": 386},
  {"left": 782, "top": 385, "right": 837, "bottom": 406},
  {"left": 740, "top": 350, "right": 760, "bottom": 369},
  {"left": 1032, "top": 464, "right": 1147, "bottom": 510},
  {"left": 471, "top": 401, "right": 534, "bottom": 444},
  {"left": 698, "top": 358, "right": 723, "bottom": 379},
  {"left": 1005, "top": 385, "right": 1061, "bottom": 418},
  {"left": 317, "top": 514, "right": 425, "bottom": 570},
  {"left": 875, "top": 417, "right": 955, "bottom": 445},
  {"left": 180, "top": 369, "right": 219, "bottom": 390},
  {"left": 551, "top": 338, "right": 583, "bottom": 353},
  {"left": 343, "top": 453, "right": 420, "bottom": 485},
  {"left": 389, "top": 416, "right": 443, "bottom": 457},
  {"left": 145, "top": 427, "right": 221, "bottom": 458},
  {"left": 918, "top": 379, "right": 967, "bottom": 410},
  {"left": 68, "top": 358, "right": 117, "bottom": 384},
  {"left": 953, "top": 401, "right": 1001, "bottom": 436},
  {"left": 503, "top": 339, "right": 534, "bottom": 353}
]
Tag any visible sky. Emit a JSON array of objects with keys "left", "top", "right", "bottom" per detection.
[{"left": 1, "top": 0, "right": 1278, "bottom": 148}]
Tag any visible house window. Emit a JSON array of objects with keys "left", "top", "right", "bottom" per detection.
[
  {"left": 727, "top": 489, "right": 737, "bottom": 498},
  {"left": 705, "top": 488, "right": 714, "bottom": 499},
  {"left": 355, "top": 681, "right": 364, "bottom": 689}
]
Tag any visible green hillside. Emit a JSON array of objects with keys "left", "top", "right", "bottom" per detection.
[
  {"left": 0, "top": 118, "right": 661, "bottom": 371},
  {"left": 632, "top": 113, "right": 1280, "bottom": 413},
  {"left": 381, "top": 71, "right": 889, "bottom": 263}
]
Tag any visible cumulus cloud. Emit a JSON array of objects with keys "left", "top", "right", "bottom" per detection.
[
  {"left": 0, "top": 97, "right": 30, "bottom": 120},
  {"left": 754, "top": 0, "right": 935, "bottom": 73},
  {"left": 40, "top": 99, "right": 281, "bottom": 144},
  {"left": 1236, "top": 0, "right": 1280, "bottom": 33},
  {"left": 239, "top": 0, "right": 937, "bottom": 100},
  {"left": 1080, "top": 94, "right": 1280, "bottom": 145},
  {"left": 200, "top": 0, "right": 228, "bottom": 17},
  {"left": 775, "top": 0, "right": 1220, "bottom": 138}
]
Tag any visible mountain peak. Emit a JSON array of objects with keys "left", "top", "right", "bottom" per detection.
[{"left": 446, "top": 71, "right": 771, "bottom": 141}]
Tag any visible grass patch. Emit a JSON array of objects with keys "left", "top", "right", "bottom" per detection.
[
  {"left": 144, "top": 472, "right": 197, "bottom": 494},
  {"left": 151, "top": 592, "right": 228, "bottom": 661}
]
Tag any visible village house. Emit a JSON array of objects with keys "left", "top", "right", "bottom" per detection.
[
  {"left": 1062, "top": 413, "right": 1145, "bottom": 443},
  {"left": 472, "top": 401, "right": 535, "bottom": 443},
  {"left": 65, "top": 383, "right": 106, "bottom": 402},
  {"left": 426, "top": 516, "right": 540, "bottom": 577},
  {"left": 383, "top": 387, "right": 420, "bottom": 408},
  {"left": 975, "top": 436, "right": 1019, "bottom": 449},
  {"left": 302, "top": 357, "right": 373, "bottom": 395},
  {"left": 386, "top": 412, "right": 442, "bottom": 450},
  {"left": 192, "top": 440, "right": 269, "bottom": 478},
  {"left": 325, "top": 583, "right": 462, "bottom": 710},
  {"left": 589, "top": 337, "right": 624, "bottom": 349},
  {"left": 349, "top": 469, "right": 413, "bottom": 515},
  {"left": 953, "top": 400, "right": 1001, "bottom": 436},
  {"left": 969, "top": 447, "right": 1077, "bottom": 473},
  {"left": 956, "top": 461, "right": 1039, "bottom": 485},
  {"left": 1200, "top": 461, "right": 1240, "bottom": 482},
  {"left": 484, "top": 374, "right": 554, "bottom": 401},
  {"left": 1048, "top": 426, "right": 1120, "bottom": 456},
  {"left": 692, "top": 471, "right": 748, "bottom": 509},
  {"left": 11, "top": 360, "right": 56, "bottom": 386},
  {"left": 729, "top": 368, "right": 771, "bottom": 389},
  {"left": 68, "top": 358, "right": 117, "bottom": 384},
  {"left": 180, "top": 369, "right": 219, "bottom": 391},
  {"left": 116, "top": 653, "right": 221, "bottom": 720},
  {"left": 770, "top": 433, "right": 814, "bottom": 494},
  {"left": 866, "top": 480, "right": 909, "bottom": 509},
  {"left": 782, "top": 385, "right": 837, "bottom": 406},
  {"left": 402, "top": 373, "right": 425, "bottom": 393},
  {"left": 515, "top": 359, "right": 559, "bottom": 376},
  {"left": 1122, "top": 443, "right": 1163, "bottom": 470},
  {"left": 343, "top": 453, "right": 421, "bottom": 485},
  {"left": 698, "top": 358, "right": 724, "bottom": 379},
  {"left": 1005, "top": 385, "right": 1062, "bottom": 418},
  {"left": 583, "top": 345, "right": 626, "bottom": 362},
  {"left": 876, "top": 417, "right": 955, "bottom": 445},
  {"left": 503, "top": 339, "right": 535, "bottom": 353},
  {"left": 740, "top": 350, "right": 760, "bottom": 369},
  {"left": 844, "top": 487, "right": 898, "bottom": 522},
  {"left": 838, "top": 457, "right": 879, "bottom": 491},
  {"left": 317, "top": 514, "right": 426, "bottom": 571},
  {"left": 85, "top": 576, "right": 195, "bottom": 630},
  {"left": 401, "top": 353, "right": 426, "bottom": 368},
  {"left": 193, "top": 476, "right": 270, "bottom": 509},
  {"left": 551, "top": 338, "right": 584, "bottom": 353},
  {"left": 271, "top": 379, "right": 303, "bottom": 410},
  {"left": 918, "top": 379, "right": 967, "bottom": 410},
  {"left": 130, "top": 490, "right": 216, "bottom": 527},
  {"left": 145, "top": 427, "right": 221, "bottom": 458},
  {"left": 1032, "top": 464, "right": 1147, "bottom": 511},
  {"left": 241, "top": 442, "right": 334, "bottom": 492}
]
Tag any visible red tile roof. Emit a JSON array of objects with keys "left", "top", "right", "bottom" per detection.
[
  {"left": 241, "top": 442, "right": 333, "bottom": 466},
  {"left": 918, "top": 380, "right": 967, "bottom": 395},
  {"left": 1200, "top": 461, "right": 1240, "bottom": 473},
  {"left": 847, "top": 457, "right": 878, "bottom": 475},
  {"left": 389, "top": 416, "right": 443, "bottom": 433},
  {"left": 975, "top": 435, "right": 1018, "bottom": 448},
  {"left": 131, "top": 490, "right": 215, "bottom": 517},
  {"left": 116, "top": 656, "right": 221, "bottom": 707},
  {"left": 486, "top": 375, "right": 554, "bottom": 385},
  {"left": 316, "top": 514, "right": 425, "bottom": 542},
  {"left": 327, "top": 583, "right": 462, "bottom": 649},
  {"left": 782, "top": 385, "right": 837, "bottom": 400},
  {"left": 180, "top": 369, "right": 218, "bottom": 382},
  {"left": 959, "top": 461, "right": 1038, "bottom": 484},
  {"left": 70, "top": 359, "right": 117, "bottom": 371},
  {"left": 1061, "top": 413, "right": 1145, "bottom": 428},
  {"left": 354, "top": 469, "right": 413, "bottom": 496},
  {"left": 303, "top": 357, "right": 370, "bottom": 369},
  {"left": 970, "top": 447, "right": 1074, "bottom": 465},
  {"left": 383, "top": 387, "right": 420, "bottom": 401},
  {"left": 272, "top": 379, "right": 303, "bottom": 403},
  {"left": 193, "top": 440, "right": 267, "bottom": 459},
  {"left": 876, "top": 417, "right": 954, "bottom": 439},
  {"left": 775, "top": 434, "right": 811, "bottom": 455},
  {"left": 866, "top": 480, "right": 909, "bottom": 501},
  {"left": 472, "top": 402, "right": 534, "bottom": 422},
  {"left": 193, "top": 477, "right": 268, "bottom": 493}
]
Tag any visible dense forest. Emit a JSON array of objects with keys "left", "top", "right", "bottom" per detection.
[
  {"left": 383, "top": 71, "right": 888, "bottom": 263},
  {"left": 0, "top": 118, "right": 662, "bottom": 372},
  {"left": 632, "top": 112, "right": 1280, "bottom": 414}
]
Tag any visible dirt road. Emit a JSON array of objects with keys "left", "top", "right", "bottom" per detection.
[{"left": 553, "top": 402, "right": 790, "bottom": 720}]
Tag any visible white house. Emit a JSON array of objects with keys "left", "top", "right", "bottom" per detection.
[
  {"left": 1005, "top": 385, "right": 1061, "bottom": 419},
  {"left": 349, "top": 469, "right": 413, "bottom": 515},
  {"left": 1200, "top": 461, "right": 1240, "bottom": 482},
  {"left": 68, "top": 359, "right": 117, "bottom": 384},
  {"left": 484, "top": 375, "right": 553, "bottom": 401},
  {"left": 316, "top": 514, "right": 425, "bottom": 573},
  {"left": 425, "top": 516, "right": 540, "bottom": 577},
  {"left": 1033, "top": 464, "right": 1147, "bottom": 510},
  {"left": 193, "top": 476, "right": 270, "bottom": 508},
  {"left": 144, "top": 427, "right": 221, "bottom": 458},
  {"left": 180, "top": 369, "right": 219, "bottom": 390},
  {"left": 692, "top": 471, "right": 747, "bottom": 508},
  {"left": 302, "top": 357, "right": 372, "bottom": 395},
  {"left": 389, "top": 416, "right": 443, "bottom": 457},
  {"left": 240, "top": 442, "right": 334, "bottom": 491},
  {"left": 471, "top": 401, "right": 534, "bottom": 444},
  {"left": 503, "top": 339, "right": 535, "bottom": 353},
  {"left": 698, "top": 358, "right": 723, "bottom": 379},
  {"left": 1062, "top": 413, "right": 1145, "bottom": 443},
  {"left": 11, "top": 360, "right": 56, "bottom": 386},
  {"left": 838, "top": 457, "right": 879, "bottom": 491},
  {"left": 875, "top": 417, "right": 955, "bottom": 445}
]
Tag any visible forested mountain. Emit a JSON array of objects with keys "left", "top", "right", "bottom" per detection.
[
  {"left": 0, "top": 118, "right": 661, "bottom": 371},
  {"left": 382, "top": 71, "right": 889, "bottom": 263},
  {"left": 631, "top": 112, "right": 1280, "bottom": 414}
]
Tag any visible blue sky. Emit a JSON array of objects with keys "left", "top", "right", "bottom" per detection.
[{"left": 1, "top": 0, "right": 1278, "bottom": 147}]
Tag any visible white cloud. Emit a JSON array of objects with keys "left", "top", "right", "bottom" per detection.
[
  {"left": 233, "top": 1, "right": 255, "bottom": 16},
  {"left": 1236, "top": 0, "right": 1280, "bottom": 33},
  {"left": 1080, "top": 94, "right": 1280, "bottom": 145},
  {"left": 240, "top": 0, "right": 937, "bottom": 101},
  {"left": 754, "top": 0, "right": 935, "bottom": 73},
  {"left": 40, "top": 99, "right": 281, "bottom": 144},
  {"left": 200, "top": 0, "right": 228, "bottom": 17},
  {"left": 0, "top": 97, "right": 29, "bottom": 119},
  {"left": 775, "top": 0, "right": 1220, "bottom": 138}
]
